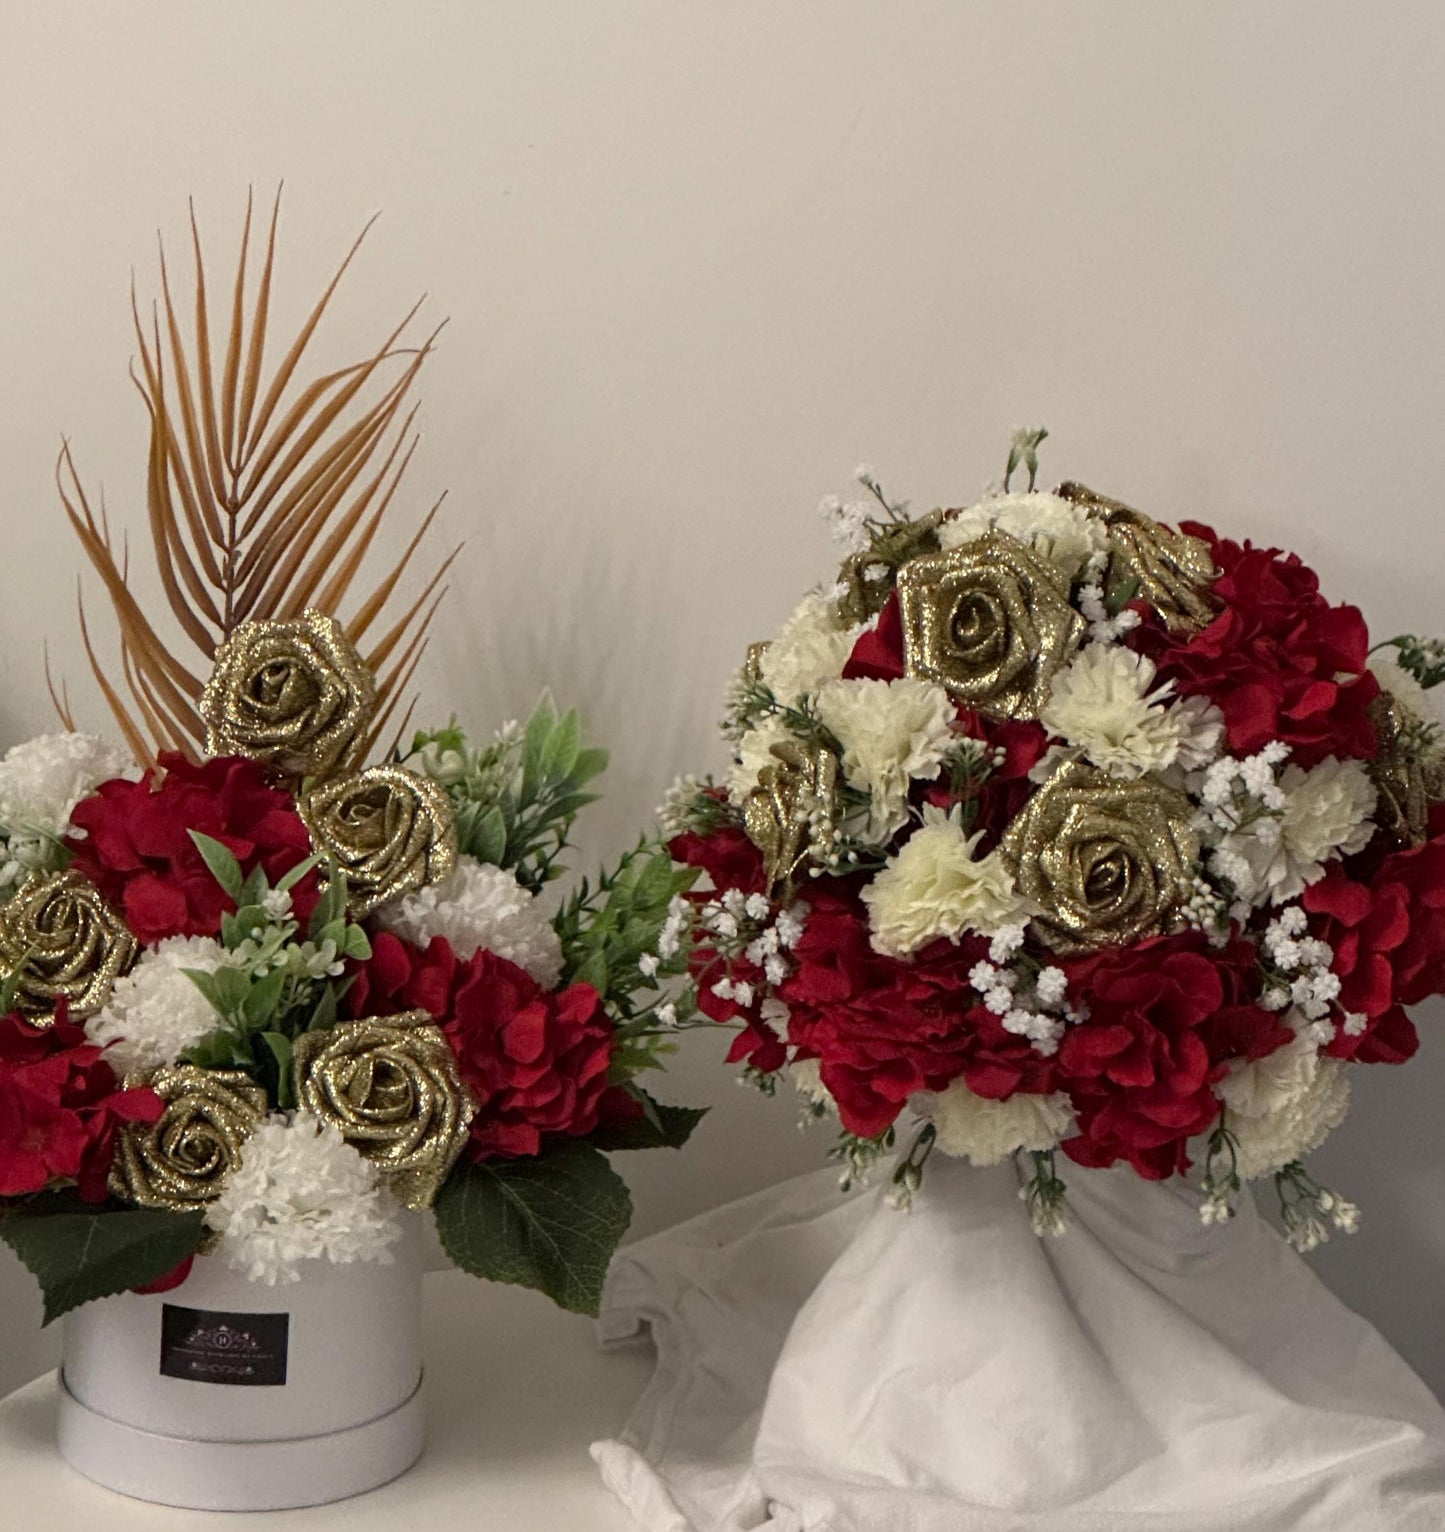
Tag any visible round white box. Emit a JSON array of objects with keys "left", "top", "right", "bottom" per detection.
[{"left": 57, "top": 1217, "right": 426, "bottom": 1510}]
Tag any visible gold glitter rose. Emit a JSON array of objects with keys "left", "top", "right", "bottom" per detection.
[
  {"left": 200, "top": 609, "right": 376, "bottom": 776},
  {"left": 1057, "top": 482, "right": 1218, "bottom": 635},
  {"left": 743, "top": 740, "right": 841, "bottom": 892},
  {"left": 1000, "top": 761, "right": 1200, "bottom": 955},
  {"left": 896, "top": 532, "right": 1083, "bottom": 720},
  {"left": 835, "top": 510, "right": 945, "bottom": 627},
  {"left": 110, "top": 1066, "right": 267, "bottom": 1211},
  {"left": 293, "top": 1011, "right": 475, "bottom": 1209},
  {"left": 299, "top": 764, "right": 457, "bottom": 917},
  {"left": 0, "top": 871, "right": 137, "bottom": 1023}
]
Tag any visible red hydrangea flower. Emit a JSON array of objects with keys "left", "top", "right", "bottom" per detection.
[
  {"left": 1055, "top": 935, "right": 1266, "bottom": 1180},
  {"left": 1140, "top": 525, "right": 1378, "bottom": 767},
  {"left": 0, "top": 1009, "right": 162, "bottom": 1200},
  {"left": 67, "top": 753, "right": 318, "bottom": 944},
  {"left": 775, "top": 885, "right": 1052, "bottom": 1139},
  {"left": 349, "top": 931, "right": 620, "bottom": 1160},
  {"left": 843, "top": 593, "right": 906, "bottom": 682},
  {"left": 1301, "top": 838, "right": 1445, "bottom": 1064},
  {"left": 668, "top": 819, "right": 767, "bottom": 897}
]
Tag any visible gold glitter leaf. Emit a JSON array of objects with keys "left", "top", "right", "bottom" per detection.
[
  {"left": 293, "top": 1011, "right": 475, "bottom": 1210},
  {"left": 1056, "top": 482, "right": 1219, "bottom": 634},
  {"left": 743, "top": 740, "right": 841, "bottom": 893},
  {"left": 300, "top": 763, "right": 457, "bottom": 917},
  {"left": 896, "top": 533, "right": 1083, "bottom": 720},
  {"left": 201, "top": 609, "right": 376, "bottom": 776},
  {"left": 111, "top": 1066, "right": 267, "bottom": 1212},
  {"left": 0, "top": 871, "right": 137, "bottom": 1023},
  {"left": 1000, "top": 761, "right": 1200, "bottom": 955}
]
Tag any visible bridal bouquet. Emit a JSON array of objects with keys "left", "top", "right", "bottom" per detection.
[
  {"left": 663, "top": 433, "right": 1444, "bottom": 1248},
  {"left": 0, "top": 203, "right": 697, "bottom": 1325}
]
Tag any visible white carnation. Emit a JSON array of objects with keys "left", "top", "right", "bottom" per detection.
[
  {"left": 1218, "top": 1032, "right": 1351, "bottom": 1179},
  {"left": 919, "top": 1079, "right": 1076, "bottom": 1165},
  {"left": 861, "top": 806, "right": 1026, "bottom": 956},
  {"left": 759, "top": 591, "right": 862, "bottom": 706},
  {"left": 1040, "top": 645, "right": 1212, "bottom": 779},
  {"left": 938, "top": 492, "right": 1107, "bottom": 581},
  {"left": 375, "top": 854, "right": 563, "bottom": 987},
  {"left": 1371, "top": 656, "right": 1442, "bottom": 733},
  {"left": 815, "top": 677, "right": 956, "bottom": 842},
  {"left": 1221, "top": 756, "right": 1376, "bottom": 905},
  {"left": 206, "top": 1113, "right": 403, "bottom": 1285},
  {"left": 85, "top": 936, "right": 230, "bottom": 1075},
  {"left": 727, "top": 714, "right": 798, "bottom": 807},
  {"left": 0, "top": 732, "right": 131, "bottom": 885}
]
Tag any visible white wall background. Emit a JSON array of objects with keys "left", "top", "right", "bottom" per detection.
[{"left": 3, "top": 1, "right": 1445, "bottom": 1399}]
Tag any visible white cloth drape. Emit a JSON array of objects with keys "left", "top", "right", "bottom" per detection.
[{"left": 593, "top": 1156, "right": 1445, "bottom": 1531}]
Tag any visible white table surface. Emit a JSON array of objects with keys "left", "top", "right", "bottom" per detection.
[{"left": 0, "top": 1270, "right": 652, "bottom": 1529}]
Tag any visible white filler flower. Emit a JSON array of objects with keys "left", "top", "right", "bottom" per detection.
[
  {"left": 1040, "top": 645, "right": 1218, "bottom": 779},
  {"left": 815, "top": 677, "right": 956, "bottom": 842},
  {"left": 85, "top": 936, "right": 230, "bottom": 1075},
  {"left": 759, "top": 591, "right": 862, "bottom": 707},
  {"left": 375, "top": 854, "right": 564, "bottom": 987},
  {"left": 1217, "top": 1031, "right": 1352, "bottom": 1179},
  {"left": 938, "top": 492, "right": 1108, "bottom": 582},
  {"left": 207, "top": 1113, "right": 403, "bottom": 1285},
  {"left": 919, "top": 1079, "right": 1076, "bottom": 1166},
  {"left": 862, "top": 805, "right": 1026, "bottom": 956}
]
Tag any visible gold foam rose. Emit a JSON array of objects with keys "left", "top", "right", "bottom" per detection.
[
  {"left": 896, "top": 532, "right": 1083, "bottom": 721},
  {"left": 110, "top": 1066, "right": 267, "bottom": 1211},
  {"left": 743, "top": 739, "right": 841, "bottom": 893},
  {"left": 0, "top": 871, "right": 137, "bottom": 1023},
  {"left": 200, "top": 609, "right": 376, "bottom": 777},
  {"left": 293, "top": 1011, "right": 475, "bottom": 1209},
  {"left": 1056, "top": 482, "right": 1218, "bottom": 635},
  {"left": 299, "top": 764, "right": 457, "bottom": 917},
  {"left": 1000, "top": 761, "right": 1200, "bottom": 955}
]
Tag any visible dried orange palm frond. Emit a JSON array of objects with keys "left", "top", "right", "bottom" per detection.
[{"left": 59, "top": 189, "right": 457, "bottom": 764}]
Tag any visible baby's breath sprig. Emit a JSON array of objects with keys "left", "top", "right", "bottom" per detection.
[
  {"left": 1200, "top": 1117, "right": 1242, "bottom": 1225},
  {"left": 886, "top": 1120, "right": 939, "bottom": 1211},
  {"left": 1019, "top": 1148, "right": 1070, "bottom": 1237},
  {"left": 831, "top": 1125, "right": 896, "bottom": 1192},
  {"left": 1274, "top": 1160, "right": 1360, "bottom": 1252}
]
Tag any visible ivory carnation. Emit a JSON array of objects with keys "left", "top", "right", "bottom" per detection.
[
  {"left": 1222, "top": 757, "right": 1376, "bottom": 905},
  {"left": 759, "top": 591, "right": 861, "bottom": 706},
  {"left": 1371, "top": 656, "right": 1441, "bottom": 734},
  {"left": 862, "top": 806, "right": 1026, "bottom": 955},
  {"left": 1040, "top": 645, "right": 1208, "bottom": 779},
  {"left": 815, "top": 677, "right": 956, "bottom": 842},
  {"left": 206, "top": 1112, "right": 403, "bottom": 1285},
  {"left": 728, "top": 715, "right": 797, "bottom": 807},
  {"left": 85, "top": 936, "right": 231, "bottom": 1075},
  {"left": 375, "top": 855, "right": 563, "bottom": 987},
  {"left": 938, "top": 492, "right": 1107, "bottom": 581},
  {"left": 919, "top": 1078, "right": 1076, "bottom": 1165},
  {"left": 1218, "top": 1032, "right": 1351, "bottom": 1179}
]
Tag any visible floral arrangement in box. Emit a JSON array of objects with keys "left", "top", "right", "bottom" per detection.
[
  {"left": 662, "top": 429, "right": 1444, "bottom": 1249},
  {"left": 0, "top": 201, "right": 699, "bottom": 1324}
]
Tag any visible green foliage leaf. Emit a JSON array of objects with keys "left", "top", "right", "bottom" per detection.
[
  {"left": 472, "top": 804, "right": 508, "bottom": 867},
  {"left": 188, "top": 831, "right": 244, "bottom": 900},
  {"left": 0, "top": 1198, "right": 207, "bottom": 1324},
  {"left": 433, "top": 1144, "right": 632, "bottom": 1316},
  {"left": 590, "top": 1095, "right": 707, "bottom": 1152}
]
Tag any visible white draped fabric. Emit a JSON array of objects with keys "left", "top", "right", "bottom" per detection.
[{"left": 594, "top": 1156, "right": 1445, "bottom": 1531}]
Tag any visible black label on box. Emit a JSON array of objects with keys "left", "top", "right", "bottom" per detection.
[{"left": 160, "top": 1304, "right": 289, "bottom": 1386}]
